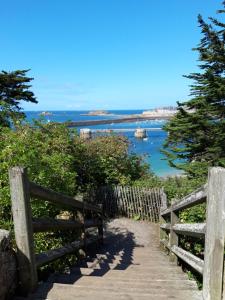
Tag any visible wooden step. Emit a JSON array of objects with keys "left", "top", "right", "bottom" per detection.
[
  {"left": 13, "top": 219, "right": 201, "bottom": 300},
  {"left": 31, "top": 283, "right": 203, "bottom": 300},
  {"left": 49, "top": 276, "right": 198, "bottom": 289}
]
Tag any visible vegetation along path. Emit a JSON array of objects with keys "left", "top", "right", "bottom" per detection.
[{"left": 16, "top": 218, "right": 202, "bottom": 300}]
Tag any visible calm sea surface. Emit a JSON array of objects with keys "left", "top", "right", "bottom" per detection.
[{"left": 25, "top": 110, "right": 180, "bottom": 177}]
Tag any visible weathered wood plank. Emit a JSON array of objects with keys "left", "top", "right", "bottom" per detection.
[
  {"left": 169, "top": 211, "right": 179, "bottom": 263},
  {"left": 203, "top": 167, "right": 225, "bottom": 300},
  {"left": 92, "top": 185, "right": 163, "bottom": 221},
  {"left": 161, "top": 185, "right": 207, "bottom": 216},
  {"left": 36, "top": 240, "right": 83, "bottom": 267},
  {"left": 160, "top": 223, "right": 171, "bottom": 231},
  {"left": 36, "top": 236, "right": 99, "bottom": 267},
  {"left": 161, "top": 188, "right": 168, "bottom": 210},
  {"left": 135, "top": 186, "right": 141, "bottom": 219},
  {"left": 172, "top": 223, "right": 206, "bottom": 238},
  {"left": 32, "top": 218, "right": 102, "bottom": 233},
  {"left": 171, "top": 245, "right": 204, "bottom": 275},
  {"left": 29, "top": 182, "right": 101, "bottom": 213},
  {"left": 9, "top": 167, "right": 38, "bottom": 294}
]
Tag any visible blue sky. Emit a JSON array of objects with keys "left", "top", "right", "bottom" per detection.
[{"left": 1, "top": 0, "right": 223, "bottom": 110}]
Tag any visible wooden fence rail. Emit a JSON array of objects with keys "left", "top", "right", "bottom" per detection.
[
  {"left": 93, "top": 185, "right": 165, "bottom": 222},
  {"left": 160, "top": 167, "right": 225, "bottom": 300},
  {"left": 9, "top": 166, "right": 103, "bottom": 295}
]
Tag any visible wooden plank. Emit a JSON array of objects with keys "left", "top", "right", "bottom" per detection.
[
  {"left": 132, "top": 186, "right": 138, "bottom": 217},
  {"left": 142, "top": 188, "right": 146, "bottom": 220},
  {"left": 127, "top": 186, "right": 132, "bottom": 217},
  {"left": 112, "top": 186, "right": 118, "bottom": 216},
  {"left": 136, "top": 186, "right": 141, "bottom": 217},
  {"left": 154, "top": 189, "right": 158, "bottom": 222},
  {"left": 29, "top": 182, "right": 101, "bottom": 213},
  {"left": 128, "top": 186, "right": 133, "bottom": 218},
  {"left": 171, "top": 245, "right": 204, "bottom": 275},
  {"left": 155, "top": 188, "right": 160, "bottom": 221},
  {"left": 173, "top": 223, "right": 206, "bottom": 238},
  {"left": 108, "top": 186, "right": 114, "bottom": 216},
  {"left": 97, "top": 204, "right": 103, "bottom": 244},
  {"left": 9, "top": 167, "right": 38, "bottom": 294},
  {"left": 121, "top": 186, "right": 126, "bottom": 215},
  {"left": 160, "top": 223, "right": 171, "bottom": 231},
  {"left": 159, "top": 219, "right": 170, "bottom": 251},
  {"left": 153, "top": 188, "right": 159, "bottom": 222},
  {"left": 124, "top": 186, "right": 130, "bottom": 218},
  {"left": 132, "top": 186, "right": 137, "bottom": 216},
  {"left": 36, "top": 240, "right": 83, "bottom": 267},
  {"left": 33, "top": 218, "right": 82, "bottom": 232},
  {"left": 160, "top": 188, "right": 168, "bottom": 210},
  {"left": 160, "top": 189, "right": 168, "bottom": 247},
  {"left": 36, "top": 236, "right": 99, "bottom": 267},
  {"left": 32, "top": 218, "right": 102, "bottom": 233},
  {"left": 161, "top": 184, "right": 207, "bottom": 216},
  {"left": 103, "top": 186, "right": 109, "bottom": 216},
  {"left": 145, "top": 188, "right": 150, "bottom": 221},
  {"left": 145, "top": 188, "right": 149, "bottom": 220},
  {"left": 203, "top": 167, "right": 225, "bottom": 300},
  {"left": 115, "top": 186, "right": 120, "bottom": 215}
]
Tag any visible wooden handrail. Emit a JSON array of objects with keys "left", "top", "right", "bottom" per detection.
[
  {"left": 32, "top": 218, "right": 102, "bottom": 233},
  {"left": 9, "top": 166, "right": 103, "bottom": 295},
  {"left": 161, "top": 184, "right": 207, "bottom": 216},
  {"left": 30, "top": 182, "right": 102, "bottom": 213},
  {"left": 160, "top": 167, "right": 225, "bottom": 300},
  {"left": 160, "top": 223, "right": 206, "bottom": 238},
  {"left": 171, "top": 245, "right": 204, "bottom": 275}
]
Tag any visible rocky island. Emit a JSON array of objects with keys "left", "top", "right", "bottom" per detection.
[{"left": 81, "top": 110, "right": 111, "bottom": 116}]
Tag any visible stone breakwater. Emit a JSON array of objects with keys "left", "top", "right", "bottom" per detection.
[{"left": 65, "top": 115, "right": 171, "bottom": 127}]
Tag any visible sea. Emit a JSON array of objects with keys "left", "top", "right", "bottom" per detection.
[{"left": 25, "top": 110, "right": 181, "bottom": 177}]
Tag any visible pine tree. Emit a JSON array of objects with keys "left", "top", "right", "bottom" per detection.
[
  {"left": 162, "top": 2, "right": 225, "bottom": 178},
  {"left": 0, "top": 70, "right": 37, "bottom": 127}
]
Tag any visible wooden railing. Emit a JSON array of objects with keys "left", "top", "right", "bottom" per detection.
[
  {"left": 9, "top": 166, "right": 103, "bottom": 295},
  {"left": 160, "top": 167, "right": 225, "bottom": 300}
]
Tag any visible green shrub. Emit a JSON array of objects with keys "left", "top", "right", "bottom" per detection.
[{"left": 0, "top": 120, "right": 148, "bottom": 275}]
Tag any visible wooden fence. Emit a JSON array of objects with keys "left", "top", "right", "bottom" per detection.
[
  {"left": 160, "top": 167, "right": 225, "bottom": 300},
  {"left": 92, "top": 186, "right": 166, "bottom": 222},
  {"left": 9, "top": 166, "right": 103, "bottom": 295}
]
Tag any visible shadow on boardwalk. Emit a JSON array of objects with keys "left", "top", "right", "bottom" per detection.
[
  {"left": 32, "top": 221, "right": 139, "bottom": 298},
  {"left": 14, "top": 219, "right": 202, "bottom": 300}
]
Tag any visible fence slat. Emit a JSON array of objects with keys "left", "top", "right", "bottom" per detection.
[{"left": 94, "top": 185, "right": 163, "bottom": 222}]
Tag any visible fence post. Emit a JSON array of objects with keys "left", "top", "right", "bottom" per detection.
[
  {"left": 169, "top": 208, "right": 179, "bottom": 264},
  {"left": 203, "top": 167, "right": 225, "bottom": 300},
  {"left": 9, "top": 167, "right": 38, "bottom": 294},
  {"left": 159, "top": 190, "right": 168, "bottom": 250}
]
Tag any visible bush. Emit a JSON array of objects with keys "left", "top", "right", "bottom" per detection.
[
  {"left": 75, "top": 135, "right": 149, "bottom": 190},
  {"left": 0, "top": 121, "right": 148, "bottom": 273}
]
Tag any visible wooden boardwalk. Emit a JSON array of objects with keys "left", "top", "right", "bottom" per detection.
[
  {"left": 15, "top": 219, "right": 202, "bottom": 300},
  {"left": 10, "top": 167, "right": 225, "bottom": 300}
]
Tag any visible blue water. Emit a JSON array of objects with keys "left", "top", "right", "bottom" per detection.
[{"left": 24, "top": 110, "right": 180, "bottom": 177}]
